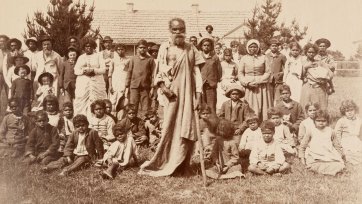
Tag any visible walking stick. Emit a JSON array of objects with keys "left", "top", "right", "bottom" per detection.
[{"left": 194, "top": 109, "right": 207, "bottom": 187}]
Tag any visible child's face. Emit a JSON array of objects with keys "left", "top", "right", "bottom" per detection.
[
  {"left": 214, "top": 45, "right": 221, "bottom": 54},
  {"left": 230, "top": 91, "right": 241, "bottom": 101},
  {"left": 200, "top": 111, "right": 210, "bottom": 120},
  {"left": 75, "top": 122, "right": 88, "bottom": 134},
  {"left": 127, "top": 110, "right": 136, "bottom": 120},
  {"left": 201, "top": 41, "right": 211, "bottom": 54},
  {"left": 94, "top": 104, "right": 105, "bottom": 118},
  {"left": 18, "top": 68, "right": 28, "bottom": 78},
  {"left": 270, "top": 115, "right": 282, "bottom": 126},
  {"left": 262, "top": 131, "right": 274, "bottom": 143},
  {"left": 41, "top": 76, "right": 51, "bottom": 86},
  {"left": 105, "top": 103, "right": 112, "bottom": 114},
  {"left": 63, "top": 107, "right": 73, "bottom": 119},
  {"left": 36, "top": 115, "right": 48, "bottom": 128},
  {"left": 270, "top": 44, "right": 278, "bottom": 53},
  {"left": 282, "top": 43, "right": 289, "bottom": 49},
  {"left": 290, "top": 46, "right": 300, "bottom": 58},
  {"left": 9, "top": 101, "right": 20, "bottom": 114},
  {"left": 224, "top": 54, "right": 232, "bottom": 62},
  {"left": 114, "top": 129, "right": 127, "bottom": 142},
  {"left": 345, "top": 108, "right": 356, "bottom": 120},
  {"left": 248, "top": 120, "right": 258, "bottom": 131},
  {"left": 46, "top": 101, "right": 56, "bottom": 112},
  {"left": 15, "top": 58, "right": 25, "bottom": 66},
  {"left": 138, "top": 45, "right": 147, "bottom": 56},
  {"left": 307, "top": 106, "right": 317, "bottom": 119},
  {"left": 314, "top": 117, "right": 327, "bottom": 129},
  {"left": 280, "top": 90, "right": 291, "bottom": 102},
  {"left": 306, "top": 47, "right": 317, "bottom": 60},
  {"left": 68, "top": 51, "right": 77, "bottom": 62}
]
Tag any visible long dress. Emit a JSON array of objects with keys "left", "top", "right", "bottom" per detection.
[
  {"left": 139, "top": 41, "right": 204, "bottom": 177},
  {"left": 300, "top": 126, "right": 345, "bottom": 175},
  {"left": 238, "top": 54, "right": 272, "bottom": 120},
  {"left": 73, "top": 53, "right": 107, "bottom": 117},
  {"left": 217, "top": 60, "right": 239, "bottom": 109},
  {"left": 335, "top": 116, "right": 362, "bottom": 165},
  {"left": 283, "top": 55, "right": 303, "bottom": 102}
]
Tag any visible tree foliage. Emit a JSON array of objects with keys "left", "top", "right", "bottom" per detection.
[
  {"left": 327, "top": 50, "right": 345, "bottom": 61},
  {"left": 23, "top": 0, "right": 100, "bottom": 56}
]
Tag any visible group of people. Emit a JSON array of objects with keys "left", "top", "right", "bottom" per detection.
[{"left": 0, "top": 17, "right": 361, "bottom": 181}]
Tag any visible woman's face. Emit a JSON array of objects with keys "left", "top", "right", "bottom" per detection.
[
  {"left": 248, "top": 44, "right": 258, "bottom": 55},
  {"left": 84, "top": 44, "right": 93, "bottom": 55},
  {"left": 290, "top": 46, "right": 300, "bottom": 58},
  {"left": 307, "top": 105, "right": 317, "bottom": 119},
  {"left": 306, "top": 47, "right": 317, "bottom": 60}
]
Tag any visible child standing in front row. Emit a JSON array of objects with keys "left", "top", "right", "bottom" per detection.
[
  {"left": 57, "top": 102, "right": 74, "bottom": 153},
  {"left": 299, "top": 110, "right": 345, "bottom": 176},
  {"left": 59, "top": 46, "right": 78, "bottom": 102},
  {"left": 10, "top": 65, "right": 33, "bottom": 114},
  {"left": 334, "top": 100, "right": 362, "bottom": 165}
]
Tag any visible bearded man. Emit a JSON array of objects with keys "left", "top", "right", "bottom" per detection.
[{"left": 139, "top": 17, "right": 204, "bottom": 177}]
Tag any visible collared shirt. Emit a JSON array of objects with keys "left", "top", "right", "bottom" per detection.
[
  {"left": 249, "top": 139, "right": 285, "bottom": 168},
  {"left": 34, "top": 50, "right": 62, "bottom": 82},
  {"left": 24, "top": 49, "right": 39, "bottom": 72},
  {"left": 73, "top": 132, "right": 88, "bottom": 156}
]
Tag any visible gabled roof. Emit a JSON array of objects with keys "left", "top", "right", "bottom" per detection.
[{"left": 91, "top": 9, "right": 249, "bottom": 44}]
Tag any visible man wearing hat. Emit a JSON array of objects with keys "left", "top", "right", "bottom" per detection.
[
  {"left": 5, "top": 55, "right": 30, "bottom": 92},
  {"left": 315, "top": 38, "right": 336, "bottom": 73},
  {"left": 198, "top": 37, "right": 222, "bottom": 114},
  {"left": 23, "top": 37, "right": 39, "bottom": 82},
  {"left": 0, "top": 34, "right": 10, "bottom": 101},
  {"left": 100, "top": 36, "right": 114, "bottom": 94},
  {"left": 33, "top": 35, "right": 61, "bottom": 96},
  {"left": 230, "top": 40, "right": 241, "bottom": 64},
  {"left": 2, "top": 38, "right": 22, "bottom": 87}
]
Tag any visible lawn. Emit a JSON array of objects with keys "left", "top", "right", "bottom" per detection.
[{"left": 1, "top": 77, "right": 362, "bottom": 204}]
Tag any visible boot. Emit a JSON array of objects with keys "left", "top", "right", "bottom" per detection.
[{"left": 102, "top": 163, "right": 119, "bottom": 180}]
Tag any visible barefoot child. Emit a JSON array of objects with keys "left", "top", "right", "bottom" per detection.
[
  {"left": 299, "top": 110, "right": 345, "bottom": 176},
  {"left": 57, "top": 102, "right": 74, "bottom": 153}
]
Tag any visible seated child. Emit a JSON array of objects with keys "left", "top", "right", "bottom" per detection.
[
  {"left": 103, "top": 99, "right": 117, "bottom": 122},
  {"left": 41, "top": 114, "right": 104, "bottom": 175},
  {"left": 57, "top": 102, "right": 74, "bottom": 153},
  {"left": 0, "top": 98, "right": 31, "bottom": 158},
  {"left": 32, "top": 72, "right": 56, "bottom": 111},
  {"left": 248, "top": 120, "right": 291, "bottom": 175},
  {"left": 238, "top": 113, "right": 262, "bottom": 172},
  {"left": 117, "top": 104, "right": 148, "bottom": 147},
  {"left": 89, "top": 100, "right": 116, "bottom": 150},
  {"left": 274, "top": 85, "right": 304, "bottom": 134},
  {"left": 205, "top": 118, "right": 244, "bottom": 179},
  {"left": 10, "top": 65, "right": 33, "bottom": 114},
  {"left": 298, "top": 102, "right": 320, "bottom": 144},
  {"left": 101, "top": 123, "right": 138, "bottom": 179},
  {"left": 268, "top": 107, "right": 297, "bottom": 156},
  {"left": 299, "top": 110, "right": 345, "bottom": 176},
  {"left": 334, "top": 100, "right": 362, "bottom": 165},
  {"left": 144, "top": 110, "right": 161, "bottom": 151},
  {"left": 24, "top": 111, "right": 60, "bottom": 165},
  {"left": 42, "top": 95, "right": 61, "bottom": 129},
  {"left": 218, "top": 84, "right": 254, "bottom": 144}
]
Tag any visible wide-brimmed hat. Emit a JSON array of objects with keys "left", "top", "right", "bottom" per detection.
[
  {"left": 315, "top": 38, "right": 331, "bottom": 48},
  {"left": 150, "top": 45, "right": 159, "bottom": 51},
  {"left": 0, "top": 35, "right": 9, "bottom": 42},
  {"left": 225, "top": 84, "right": 245, "bottom": 98},
  {"left": 25, "top": 37, "right": 38, "bottom": 47},
  {"left": 11, "top": 55, "right": 29, "bottom": 65},
  {"left": 39, "top": 35, "right": 54, "bottom": 44},
  {"left": 7, "top": 38, "right": 22, "bottom": 50},
  {"left": 102, "top": 36, "right": 113, "bottom": 43},
  {"left": 14, "top": 65, "right": 31, "bottom": 76},
  {"left": 198, "top": 37, "right": 214, "bottom": 50},
  {"left": 38, "top": 72, "right": 54, "bottom": 85}
]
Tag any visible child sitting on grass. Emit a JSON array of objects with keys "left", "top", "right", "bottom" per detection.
[
  {"left": 0, "top": 98, "right": 31, "bottom": 158},
  {"left": 24, "top": 111, "right": 60, "bottom": 165},
  {"left": 248, "top": 120, "right": 291, "bottom": 175},
  {"left": 144, "top": 110, "right": 161, "bottom": 151},
  {"left": 104, "top": 99, "right": 117, "bottom": 122},
  {"left": 42, "top": 95, "right": 61, "bottom": 130},
  {"left": 334, "top": 100, "right": 362, "bottom": 165},
  {"left": 57, "top": 102, "right": 74, "bottom": 153},
  {"left": 299, "top": 110, "right": 345, "bottom": 176},
  {"left": 41, "top": 114, "right": 104, "bottom": 175},
  {"left": 117, "top": 104, "right": 148, "bottom": 147},
  {"left": 89, "top": 100, "right": 116, "bottom": 150},
  {"left": 298, "top": 102, "right": 320, "bottom": 144},
  {"left": 238, "top": 113, "right": 262, "bottom": 172},
  {"left": 100, "top": 123, "right": 139, "bottom": 179}
]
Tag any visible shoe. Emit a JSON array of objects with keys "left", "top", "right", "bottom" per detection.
[
  {"left": 59, "top": 170, "right": 69, "bottom": 176},
  {"left": 102, "top": 170, "right": 114, "bottom": 180}
]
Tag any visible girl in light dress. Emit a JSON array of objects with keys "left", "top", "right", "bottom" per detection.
[{"left": 283, "top": 42, "right": 303, "bottom": 102}]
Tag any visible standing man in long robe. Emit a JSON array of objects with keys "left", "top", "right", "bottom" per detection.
[{"left": 139, "top": 17, "right": 204, "bottom": 177}]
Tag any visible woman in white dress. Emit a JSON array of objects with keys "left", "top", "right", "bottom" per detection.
[
  {"left": 283, "top": 42, "right": 303, "bottom": 102},
  {"left": 73, "top": 38, "right": 107, "bottom": 117}
]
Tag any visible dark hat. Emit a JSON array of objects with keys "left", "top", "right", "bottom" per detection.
[
  {"left": 198, "top": 37, "right": 214, "bottom": 50},
  {"left": 230, "top": 40, "right": 240, "bottom": 47},
  {"left": 315, "top": 38, "right": 331, "bottom": 48},
  {"left": 14, "top": 65, "right": 31, "bottom": 76},
  {"left": 269, "top": 38, "right": 280, "bottom": 46},
  {"left": 225, "top": 84, "right": 245, "bottom": 98},
  {"left": 11, "top": 55, "right": 29, "bottom": 65},
  {"left": 38, "top": 72, "right": 54, "bottom": 85},
  {"left": 260, "top": 120, "right": 275, "bottom": 133},
  {"left": 150, "top": 45, "right": 159, "bottom": 51},
  {"left": 137, "top": 39, "right": 148, "bottom": 47},
  {"left": 81, "top": 38, "right": 97, "bottom": 49},
  {"left": 206, "top": 25, "right": 214, "bottom": 31},
  {"left": 25, "top": 37, "right": 38, "bottom": 47},
  {"left": 102, "top": 36, "right": 113, "bottom": 43},
  {"left": 65, "top": 45, "right": 80, "bottom": 58},
  {"left": 39, "top": 35, "right": 54, "bottom": 44},
  {"left": 7, "top": 38, "right": 22, "bottom": 49}
]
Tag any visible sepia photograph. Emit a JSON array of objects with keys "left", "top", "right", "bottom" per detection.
[{"left": 0, "top": 0, "right": 362, "bottom": 203}]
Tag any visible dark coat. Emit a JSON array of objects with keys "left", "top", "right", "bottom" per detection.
[
  {"left": 25, "top": 124, "right": 59, "bottom": 156},
  {"left": 199, "top": 53, "right": 222, "bottom": 88},
  {"left": 125, "top": 55, "right": 155, "bottom": 89}
]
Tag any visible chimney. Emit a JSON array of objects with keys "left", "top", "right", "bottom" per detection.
[
  {"left": 126, "top": 2, "right": 134, "bottom": 13},
  {"left": 191, "top": 4, "right": 199, "bottom": 14}
]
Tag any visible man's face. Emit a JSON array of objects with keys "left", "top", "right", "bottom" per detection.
[
  {"left": 190, "top": 37, "right": 197, "bottom": 46},
  {"left": 28, "top": 41, "right": 37, "bottom": 51},
  {"left": 318, "top": 43, "right": 327, "bottom": 54},
  {"left": 42, "top": 41, "right": 52, "bottom": 52},
  {"left": 202, "top": 41, "right": 211, "bottom": 54},
  {"left": 10, "top": 42, "right": 19, "bottom": 52},
  {"left": 170, "top": 20, "right": 186, "bottom": 46},
  {"left": 270, "top": 44, "right": 278, "bottom": 53},
  {"left": 104, "top": 41, "right": 112, "bottom": 50},
  {"left": 0, "top": 37, "right": 7, "bottom": 49},
  {"left": 206, "top": 27, "right": 212, "bottom": 34},
  {"left": 116, "top": 47, "right": 126, "bottom": 57},
  {"left": 138, "top": 45, "right": 147, "bottom": 56},
  {"left": 75, "top": 122, "right": 88, "bottom": 134}
]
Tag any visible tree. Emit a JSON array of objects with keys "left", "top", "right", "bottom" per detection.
[
  {"left": 244, "top": 0, "right": 308, "bottom": 46},
  {"left": 23, "top": 0, "right": 100, "bottom": 56},
  {"left": 354, "top": 43, "right": 362, "bottom": 60},
  {"left": 327, "top": 50, "right": 345, "bottom": 61}
]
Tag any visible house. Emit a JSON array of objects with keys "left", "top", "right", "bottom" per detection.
[{"left": 91, "top": 3, "right": 249, "bottom": 56}]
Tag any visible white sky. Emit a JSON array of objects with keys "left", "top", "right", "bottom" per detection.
[{"left": 1, "top": 0, "right": 362, "bottom": 57}]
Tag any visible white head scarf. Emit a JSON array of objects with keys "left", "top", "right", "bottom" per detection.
[{"left": 246, "top": 39, "right": 260, "bottom": 55}]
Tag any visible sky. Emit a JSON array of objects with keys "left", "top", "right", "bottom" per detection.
[{"left": 1, "top": 0, "right": 362, "bottom": 57}]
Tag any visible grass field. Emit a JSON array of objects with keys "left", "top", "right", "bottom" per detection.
[{"left": 1, "top": 77, "right": 362, "bottom": 204}]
